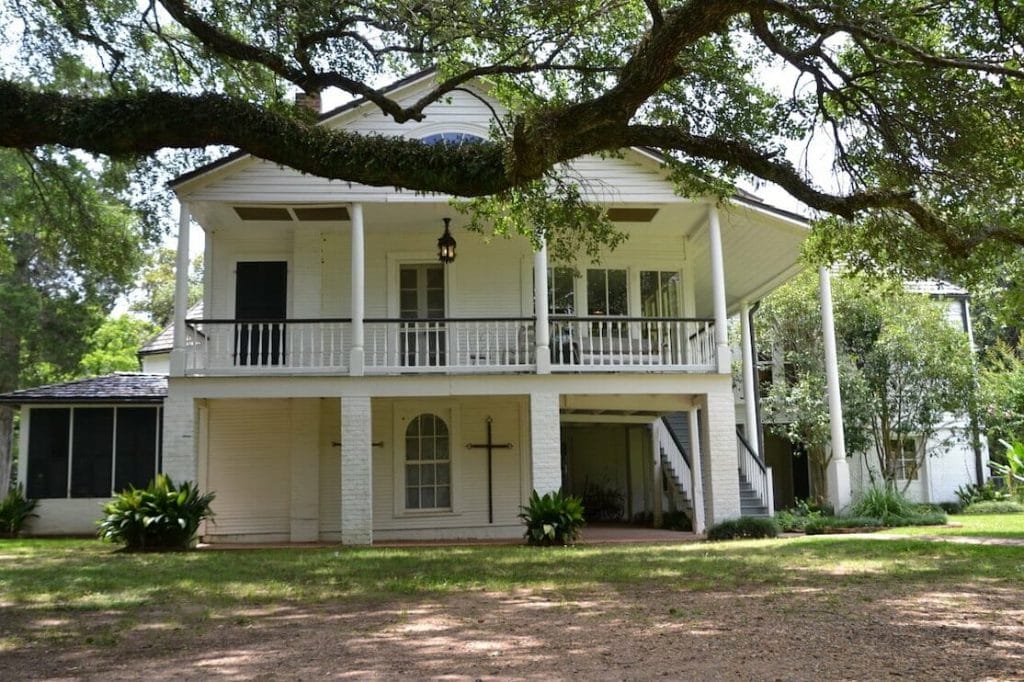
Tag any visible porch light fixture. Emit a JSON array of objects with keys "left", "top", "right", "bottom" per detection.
[{"left": 437, "top": 217, "right": 457, "bottom": 264}]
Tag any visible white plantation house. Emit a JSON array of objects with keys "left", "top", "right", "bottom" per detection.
[{"left": 0, "top": 70, "right": 983, "bottom": 541}]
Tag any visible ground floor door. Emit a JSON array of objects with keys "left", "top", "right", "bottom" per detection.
[{"left": 561, "top": 422, "right": 653, "bottom": 522}]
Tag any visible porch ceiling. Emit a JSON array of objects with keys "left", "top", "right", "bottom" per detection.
[{"left": 187, "top": 195, "right": 807, "bottom": 314}]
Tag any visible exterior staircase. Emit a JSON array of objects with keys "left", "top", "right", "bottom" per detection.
[
  {"left": 739, "top": 470, "right": 771, "bottom": 517},
  {"left": 657, "top": 414, "right": 696, "bottom": 524}
]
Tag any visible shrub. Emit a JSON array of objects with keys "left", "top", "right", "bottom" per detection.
[
  {"left": 962, "top": 500, "right": 1024, "bottom": 514},
  {"left": 661, "top": 510, "right": 693, "bottom": 532},
  {"left": 851, "top": 487, "right": 916, "bottom": 519},
  {"left": 98, "top": 475, "right": 215, "bottom": 551},
  {"left": 706, "top": 517, "right": 779, "bottom": 541},
  {"left": 774, "top": 501, "right": 827, "bottom": 532},
  {"left": 880, "top": 511, "right": 947, "bottom": 527},
  {"left": 519, "top": 490, "right": 585, "bottom": 546},
  {"left": 955, "top": 481, "right": 1009, "bottom": 506},
  {"left": 0, "top": 488, "right": 38, "bottom": 538},
  {"left": 937, "top": 501, "right": 964, "bottom": 515},
  {"left": 581, "top": 483, "right": 624, "bottom": 522},
  {"left": 804, "top": 516, "right": 883, "bottom": 534}
]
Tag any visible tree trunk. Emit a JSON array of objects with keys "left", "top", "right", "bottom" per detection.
[
  {"left": 0, "top": 406, "right": 12, "bottom": 494},
  {"left": 808, "top": 446, "right": 830, "bottom": 507}
]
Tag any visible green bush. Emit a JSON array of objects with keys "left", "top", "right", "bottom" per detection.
[
  {"left": 804, "top": 516, "right": 883, "bottom": 534},
  {"left": 706, "top": 517, "right": 779, "bottom": 541},
  {"left": 955, "top": 481, "right": 1009, "bottom": 506},
  {"left": 774, "top": 501, "right": 827, "bottom": 532},
  {"left": 937, "top": 501, "right": 964, "bottom": 515},
  {"left": 660, "top": 510, "right": 693, "bottom": 532},
  {"left": 0, "top": 488, "right": 38, "bottom": 538},
  {"left": 851, "top": 487, "right": 916, "bottom": 518},
  {"left": 879, "top": 511, "right": 947, "bottom": 527},
  {"left": 518, "top": 490, "right": 585, "bottom": 546},
  {"left": 98, "top": 475, "right": 215, "bottom": 551},
  {"left": 962, "top": 500, "right": 1024, "bottom": 514}
]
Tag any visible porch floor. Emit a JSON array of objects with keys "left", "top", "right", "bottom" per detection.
[{"left": 198, "top": 524, "right": 701, "bottom": 550}]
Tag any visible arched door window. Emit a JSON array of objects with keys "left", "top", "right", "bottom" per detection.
[{"left": 405, "top": 413, "right": 451, "bottom": 509}]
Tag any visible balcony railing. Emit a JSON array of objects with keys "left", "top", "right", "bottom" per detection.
[
  {"left": 185, "top": 319, "right": 350, "bottom": 374},
  {"left": 183, "top": 317, "right": 715, "bottom": 376}
]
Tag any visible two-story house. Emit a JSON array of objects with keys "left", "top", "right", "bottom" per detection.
[{"left": 4, "top": 70, "right": 812, "bottom": 543}]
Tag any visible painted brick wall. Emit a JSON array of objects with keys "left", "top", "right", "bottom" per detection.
[
  {"left": 529, "top": 392, "right": 561, "bottom": 495},
  {"left": 341, "top": 396, "right": 372, "bottom": 545},
  {"left": 704, "top": 386, "right": 742, "bottom": 523},
  {"left": 161, "top": 391, "right": 196, "bottom": 483}
]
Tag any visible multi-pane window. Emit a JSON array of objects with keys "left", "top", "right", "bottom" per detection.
[
  {"left": 586, "top": 269, "right": 628, "bottom": 316},
  {"left": 548, "top": 267, "right": 575, "bottom": 316},
  {"left": 26, "top": 406, "right": 162, "bottom": 499},
  {"left": 890, "top": 438, "right": 919, "bottom": 480},
  {"left": 405, "top": 413, "right": 451, "bottom": 510},
  {"left": 640, "top": 271, "right": 681, "bottom": 318}
]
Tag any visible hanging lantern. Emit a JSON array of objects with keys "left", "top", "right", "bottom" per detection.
[{"left": 437, "top": 217, "right": 457, "bottom": 264}]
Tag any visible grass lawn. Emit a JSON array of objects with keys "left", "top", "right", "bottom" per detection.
[
  {"left": 894, "top": 513, "right": 1024, "bottom": 539},
  {"left": 1, "top": 535, "right": 1022, "bottom": 678}
]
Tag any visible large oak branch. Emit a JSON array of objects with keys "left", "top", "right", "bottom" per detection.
[{"left": 0, "top": 81, "right": 510, "bottom": 196}]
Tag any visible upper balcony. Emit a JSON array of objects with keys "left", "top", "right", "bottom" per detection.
[{"left": 183, "top": 316, "right": 717, "bottom": 375}]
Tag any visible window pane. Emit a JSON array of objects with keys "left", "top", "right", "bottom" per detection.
[
  {"left": 406, "top": 464, "right": 419, "bottom": 485},
  {"left": 549, "top": 268, "right": 575, "bottom": 316},
  {"left": 422, "top": 463, "right": 435, "bottom": 484},
  {"left": 405, "top": 436, "right": 419, "bottom": 460},
  {"left": 421, "top": 487, "right": 435, "bottom": 508},
  {"left": 26, "top": 408, "right": 70, "bottom": 499},
  {"left": 608, "top": 269, "right": 627, "bottom": 315},
  {"left": 115, "top": 408, "right": 158, "bottom": 492},
  {"left": 587, "top": 269, "right": 606, "bottom": 315},
  {"left": 436, "top": 485, "right": 451, "bottom": 508},
  {"left": 425, "top": 265, "right": 444, "bottom": 288},
  {"left": 640, "top": 271, "right": 658, "bottom": 317},
  {"left": 400, "top": 268, "right": 417, "bottom": 288},
  {"left": 437, "top": 463, "right": 450, "bottom": 484},
  {"left": 406, "top": 487, "right": 420, "bottom": 509},
  {"left": 71, "top": 408, "right": 114, "bottom": 498}
]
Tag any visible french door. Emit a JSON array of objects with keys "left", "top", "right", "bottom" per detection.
[
  {"left": 399, "top": 264, "right": 445, "bottom": 367},
  {"left": 234, "top": 261, "right": 287, "bottom": 366}
]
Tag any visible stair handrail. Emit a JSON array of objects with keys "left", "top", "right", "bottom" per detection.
[
  {"left": 735, "top": 426, "right": 775, "bottom": 517},
  {"left": 655, "top": 420, "right": 694, "bottom": 505},
  {"left": 660, "top": 415, "right": 692, "bottom": 467}
]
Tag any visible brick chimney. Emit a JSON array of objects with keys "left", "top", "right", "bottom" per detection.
[{"left": 295, "top": 91, "right": 322, "bottom": 113}]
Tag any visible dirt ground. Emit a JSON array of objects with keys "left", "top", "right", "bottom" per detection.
[{"left": 3, "top": 579, "right": 1023, "bottom": 680}]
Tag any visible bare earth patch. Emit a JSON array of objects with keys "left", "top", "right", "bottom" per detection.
[{"left": 3, "top": 581, "right": 1023, "bottom": 680}]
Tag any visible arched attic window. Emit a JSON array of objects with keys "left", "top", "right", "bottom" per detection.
[{"left": 420, "top": 132, "right": 485, "bottom": 146}]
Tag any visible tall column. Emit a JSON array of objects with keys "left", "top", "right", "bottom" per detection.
[
  {"left": 819, "top": 266, "right": 851, "bottom": 511},
  {"left": 340, "top": 396, "right": 372, "bottom": 545},
  {"left": 687, "top": 409, "right": 707, "bottom": 534},
  {"left": 170, "top": 202, "right": 191, "bottom": 376},
  {"left": 529, "top": 392, "right": 561, "bottom": 494},
  {"left": 533, "top": 236, "right": 551, "bottom": 374},
  {"left": 701, "top": 386, "right": 743, "bottom": 525},
  {"left": 739, "top": 301, "right": 760, "bottom": 458},
  {"left": 349, "top": 203, "right": 365, "bottom": 376},
  {"left": 707, "top": 206, "right": 730, "bottom": 373}
]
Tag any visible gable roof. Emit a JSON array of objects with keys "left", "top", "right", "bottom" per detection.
[
  {"left": 138, "top": 302, "right": 204, "bottom": 356},
  {"left": 0, "top": 373, "right": 168, "bottom": 405},
  {"left": 168, "top": 68, "right": 437, "bottom": 190}
]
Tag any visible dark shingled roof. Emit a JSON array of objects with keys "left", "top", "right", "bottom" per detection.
[
  {"left": 139, "top": 302, "right": 203, "bottom": 356},
  {"left": 0, "top": 373, "right": 168, "bottom": 405}
]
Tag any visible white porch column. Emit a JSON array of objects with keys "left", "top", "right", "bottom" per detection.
[
  {"left": 819, "top": 266, "right": 851, "bottom": 511},
  {"left": 170, "top": 202, "right": 191, "bottom": 376},
  {"left": 687, "top": 409, "right": 707, "bottom": 534},
  {"left": 533, "top": 236, "right": 551, "bottom": 374},
  {"left": 340, "top": 396, "right": 373, "bottom": 545},
  {"left": 707, "top": 206, "right": 730, "bottom": 373},
  {"left": 529, "top": 392, "right": 561, "bottom": 494},
  {"left": 349, "top": 203, "right": 365, "bottom": 375},
  {"left": 651, "top": 423, "right": 663, "bottom": 528},
  {"left": 739, "top": 301, "right": 760, "bottom": 459},
  {"left": 700, "top": 387, "right": 742, "bottom": 525}
]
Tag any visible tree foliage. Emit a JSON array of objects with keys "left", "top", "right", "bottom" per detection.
[
  {"left": 760, "top": 271, "right": 976, "bottom": 497},
  {"left": 0, "top": 1, "right": 1023, "bottom": 271},
  {"left": 0, "top": 148, "right": 150, "bottom": 493},
  {"left": 131, "top": 247, "right": 203, "bottom": 329}
]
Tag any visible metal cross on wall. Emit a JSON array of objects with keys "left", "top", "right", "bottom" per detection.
[{"left": 465, "top": 416, "right": 513, "bottom": 524}]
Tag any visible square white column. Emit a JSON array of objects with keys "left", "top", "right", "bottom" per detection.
[
  {"left": 699, "top": 385, "right": 742, "bottom": 525},
  {"left": 341, "top": 396, "right": 372, "bottom": 545},
  {"left": 529, "top": 392, "right": 561, "bottom": 494},
  {"left": 170, "top": 202, "right": 191, "bottom": 376}
]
